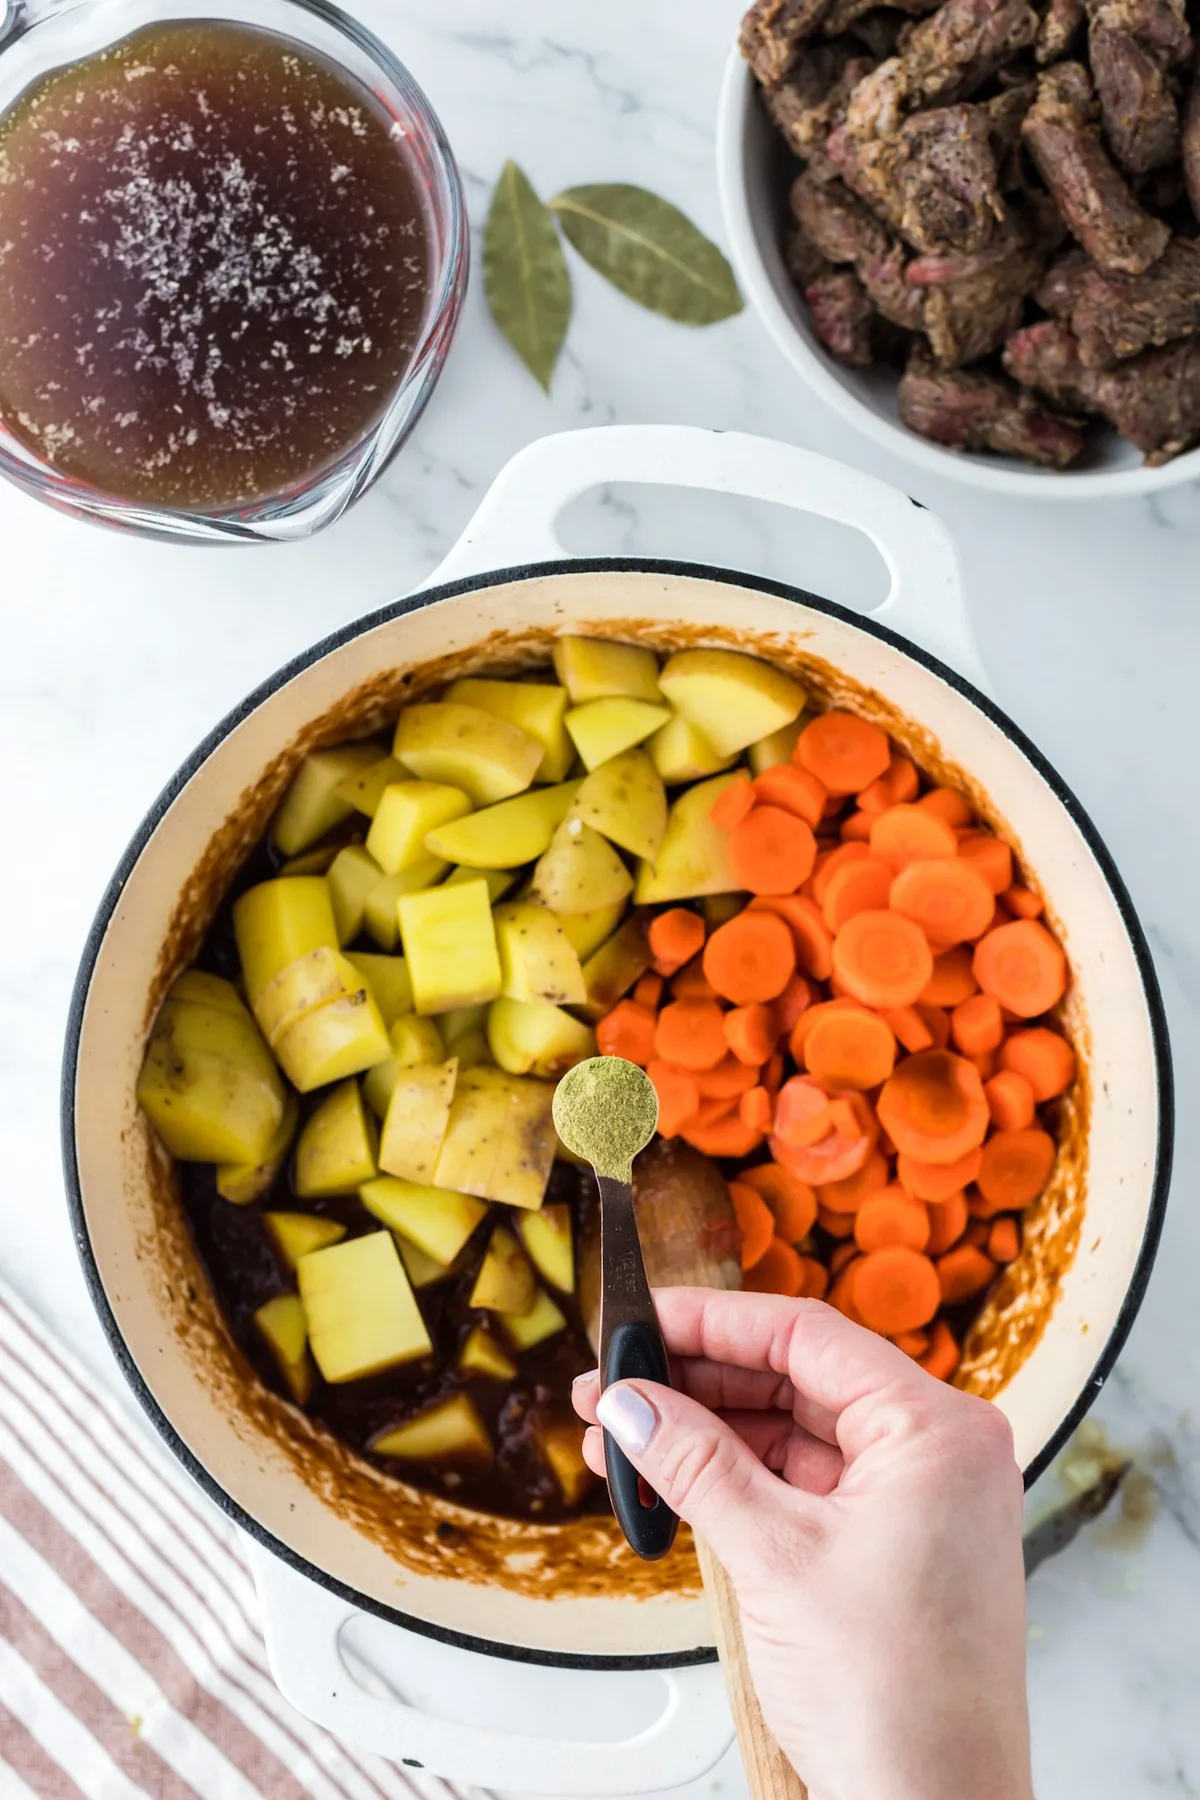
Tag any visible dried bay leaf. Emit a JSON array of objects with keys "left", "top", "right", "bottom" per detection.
[
  {"left": 484, "top": 161, "right": 572, "bottom": 391},
  {"left": 548, "top": 184, "right": 743, "bottom": 326}
]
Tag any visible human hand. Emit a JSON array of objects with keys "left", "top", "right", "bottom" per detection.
[{"left": 572, "top": 1290, "right": 1032, "bottom": 1800}]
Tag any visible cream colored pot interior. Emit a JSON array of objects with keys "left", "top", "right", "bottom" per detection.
[{"left": 70, "top": 567, "right": 1165, "bottom": 1661}]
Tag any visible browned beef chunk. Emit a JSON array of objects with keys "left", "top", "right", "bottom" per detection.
[
  {"left": 783, "top": 223, "right": 834, "bottom": 287},
  {"left": 829, "top": 97, "right": 1007, "bottom": 252},
  {"left": 1038, "top": 0, "right": 1086, "bottom": 61},
  {"left": 987, "top": 80, "right": 1039, "bottom": 180},
  {"left": 1184, "top": 72, "right": 1200, "bottom": 221},
  {"left": 766, "top": 42, "right": 876, "bottom": 171},
  {"left": 789, "top": 171, "right": 928, "bottom": 324},
  {"left": 1089, "top": 25, "right": 1179, "bottom": 171},
  {"left": 806, "top": 269, "right": 877, "bottom": 360},
  {"left": 895, "top": 0, "right": 1040, "bottom": 106},
  {"left": 1021, "top": 63, "right": 1169, "bottom": 271},
  {"left": 820, "top": 0, "right": 940, "bottom": 33},
  {"left": 1085, "top": 0, "right": 1192, "bottom": 64},
  {"left": 741, "top": 0, "right": 836, "bottom": 85},
  {"left": 1005, "top": 317, "right": 1200, "bottom": 458},
  {"left": 898, "top": 348, "right": 1086, "bottom": 461},
  {"left": 848, "top": 9, "right": 910, "bottom": 56},
  {"left": 1036, "top": 244, "right": 1093, "bottom": 313},
  {"left": 1066, "top": 236, "right": 1200, "bottom": 360},
  {"left": 906, "top": 212, "right": 1049, "bottom": 362},
  {"left": 1003, "top": 318, "right": 1097, "bottom": 401}
]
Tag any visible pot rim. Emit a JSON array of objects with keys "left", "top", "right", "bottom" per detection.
[{"left": 61, "top": 554, "right": 1174, "bottom": 1668}]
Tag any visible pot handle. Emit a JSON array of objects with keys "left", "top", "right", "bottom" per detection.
[
  {"left": 426, "top": 425, "right": 987, "bottom": 687},
  {"left": 248, "top": 1540, "right": 732, "bottom": 1796}
]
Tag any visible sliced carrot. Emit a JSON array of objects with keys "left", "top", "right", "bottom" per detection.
[
  {"left": 799, "top": 1255, "right": 830, "bottom": 1298},
  {"left": 854, "top": 1246, "right": 940, "bottom": 1334},
  {"left": 892, "top": 1327, "right": 931, "bottom": 1358},
  {"left": 976, "top": 1127, "right": 1056, "bottom": 1208},
  {"left": 750, "top": 894, "right": 834, "bottom": 981},
  {"left": 773, "top": 1075, "right": 833, "bottom": 1148},
  {"left": 829, "top": 1240, "right": 858, "bottom": 1274},
  {"left": 815, "top": 1146, "right": 889, "bottom": 1213},
  {"left": 654, "top": 999, "right": 728, "bottom": 1071},
  {"left": 925, "top": 1190, "right": 969, "bottom": 1255},
  {"left": 724, "top": 1002, "right": 777, "bottom": 1066},
  {"left": 999, "top": 1026, "right": 1076, "bottom": 1101},
  {"left": 830, "top": 1260, "right": 867, "bottom": 1322},
  {"left": 988, "top": 1217, "right": 1020, "bottom": 1263},
  {"left": 804, "top": 1007, "right": 896, "bottom": 1091},
  {"left": 984, "top": 1069, "right": 1036, "bottom": 1131},
  {"left": 763, "top": 1050, "right": 785, "bottom": 1094},
  {"left": 726, "top": 806, "right": 817, "bottom": 896},
  {"left": 710, "top": 781, "right": 756, "bottom": 833},
  {"left": 935, "top": 1245, "right": 996, "bottom": 1305},
  {"left": 648, "top": 907, "right": 706, "bottom": 975},
  {"left": 1003, "top": 883, "right": 1044, "bottom": 920},
  {"left": 840, "top": 810, "right": 874, "bottom": 842},
  {"left": 672, "top": 956, "right": 718, "bottom": 1002},
  {"left": 897, "top": 1145, "right": 982, "bottom": 1201},
  {"left": 877, "top": 1049, "right": 989, "bottom": 1164},
  {"left": 772, "top": 973, "right": 813, "bottom": 1035},
  {"left": 646, "top": 1060, "right": 701, "bottom": 1138},
  {"left": 950, "top": 993, "right": 1004, "bottom": 1056},
  {"left": 858, "top": 753, "right": 919, "bottom": 814},
  {"left": 703, "top": 909, "right": 796, "bottom": 1005},
  {"left": 739, "top": 1086, "right": 774, "bottom": 1134},
  {"left": 739, "top": 1162, "right": 818, "bottom": 1242},
  {"left": 916, "top": 1002, "right": 952, "bottom": 1049},
  {"left": 771, "top": 1093, "right": 875, "bottom": 1187},
  {"left": 633, "top": 971, "right": 664, "bottom": 1011},
  {"left": 919, "top": 945, "right": 978, "bottom": 1007},
  {"left": 832, "top": 909, "right": 934, "bottom": 1010},
  {"left": 964, "top": 1218, "right": 992, "bottom": 1249},
  {"left": 729, "top": 1180, "right": 776, "bottom": 1270},
  {"left": 680, "top": 1115, "right": 765, "bottom": 1158},
  {"left": 957, "top": 833, "right": 1013, "bottom": 896},
  {"left": 878, "top": 1004, "right": 934, "bottom": 1053},
  {"left": 973, "top": 920, "right": 1067, "bottom": 1018},
  {"left": 811, "top": 840, "right": 869, "bottom": 906},
  {"left": 693, "top": 1094, "right": 740, "bottom": 1127},
  {"left": 870, "top": 805, "right": 959, "bottom": 869},
  {"left": 742, "top": 1236, "right": 806, "bottom": 1296},
  {"left": 967, "top": 1049, "right": 997, "bottom": 1083},
  {"left": 822, "top": 856, "right": 895, "bottom": 931},
  {"left": 817, "top": 1204, "right": 857, "bottom": 1239},
  {"left": 890, "top": 856, "right": 995, "bottom": 946},
  {"left": 854, "top": 1190, "right": 930, "bottom": 1253},
  {"left": 918, "top": 787, "right": 973, "bottom": 828},
  {"left": 693, "top": 1055, "right": 760, "bottom": 1100},
  {"left": 797, "top": 711, "right": 891, "bottom": 794},
  {"left": 918, "top": 1317, "right": 961, "bottom": 1381},
  {"left": 752, "top": 764, "right": 827, "bottom": 827},
  {"left": 596, "top": 1000, "right": 657, "bottom": 1065}
]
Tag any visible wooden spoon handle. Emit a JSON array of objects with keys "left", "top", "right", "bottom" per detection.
[{"left": 695, "top": 1539, "right": 809, "bottom": 1800}]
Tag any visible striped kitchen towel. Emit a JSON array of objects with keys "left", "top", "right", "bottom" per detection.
[{"left": 0, "top": 1279, "right": 470, "bottom": 1800}]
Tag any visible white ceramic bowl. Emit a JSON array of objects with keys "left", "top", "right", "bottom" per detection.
[{"left": 715, "top": 47, "right": 1200, "bottom": 500}]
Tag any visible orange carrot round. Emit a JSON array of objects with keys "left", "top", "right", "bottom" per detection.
[
  {"left": 703, "top": 909, "right": 796, "bottom": 1005},
  {"left": 957, "top": 833, "right": 1014, "bottom": 896},
  {"left": 813, "top": 1145, "right": 889, "bottom": 1213},
  {"left": 854, "top": 1190, "right": 931, "bottom": 1253},
  {"left": 772, "top": 973, "right": 813, "bottom": 1035},
  {"left": 984, "top": 1068, "right": 1036, "bottom": 1131},
  {"left": 950, "top": 992, "right": 1004, "bottom": 1057},
  {"left": 897, "top": 1144, "right": 983, "bottom": 1201},
  {"left": 890, "top": 856, "right": 995, "bottom": 946},
  {"left": 988, "top": 1216, "right": 1020, "bottom": 1263},
  {"left": 730, "top": 1180, "right": 776, "bottom": 1270},
  {"left": 877, "top": 1049, "right": 990, "bottom": 1164},
  {"left": 869, "top": 805, "right": 959, "bottom": 869},
  {"left": 742, "top": 1236, "right": 806, "bottom": 1296},
  {"left": 798, "top": 1255, "right": 830, "bottom": 1299},
  {"left": 812, "top": 841, "right": 870, "bottom": 906},
  {"left": 822, "top": 856, "right": 895, "bottom": 931},
  {"left": 804, "top": 1007, "right": 896, "bottom": 1091},
  {"left": 726, "top": 805, "right": 817, "bottom": 896},
  {"left": 797, "top": 711, "right": 891, "bottom": 794},
  {"left": 751, "top": 894, "right": 835, "bottom": 982},
  {"left": 648, "top": 908, "right": 706, "bottom": 973},
  {"left": 710, "top": 781, "right": 756, "bottom": 833},
  {"left": 672, "top": 956, "right": 718, "bottom": 1002},
  {"left": 920, "top": 945, "right": 979, "bottom": 1007},
  {"left": 878, "top": 1004, "right": 935, "bottom": 1054},
  {"left": 790, "top": 995, "right": 861, "bottom": 1063},
  {"left": 680, "top": 1114, "right": 765, "bottom": 1158},
  {"left": 763, "top": 1049, "right": 785, "bottom": 1094},
  {"left": 739, "top": 1162, "right": 818, "bottom": 1242},
  {"left": 739, "top": 1086, "right": 774, "bottom": 1133},
  {"left": 832, "top": 909, "right": 934, "bottom": 1010},
  {"left": 817, "top": 1204, "right": 857, "bottom": 1239},
  {"left": 853, "top": 1246, "right": 940, "bottom": 1334},
  {"left": 917, "top": 787, "right": 973, "bottom": 828},
  {"left": 633, "top": 970, "right": 664, "bottom": 1011},
  {"left": 774, "top": 1075, "right": 834, "bottom": 1148},
  {"left": 771, "top": 1093, "right": 875, "bottom": 1187},
  {"left": 925, "top": 1190, "right": 969, "bottom": 1255},
  {"left": 841, "top": 810, "right": 874, "bottom": 842},
  {"left": 646, "top": 1060, "right": 701, "bottom": 1137},
  {"left": 752, "top": 764, "right": 827, "bottom": 827},
  {"left": 858, "top": 753, "right": 919, "bottom": 813},
  {"left": 653, "top": 999, "right": 728, "bottom": 1070},
  {"left": 724, "top": 1002, "right": 776, "bottom": 1066},
  {"left": 976, "top": 1126, "right": 1056, "bottom": 1208},
  {"left": 916, "top": 1002, "right": 952, "bottom": 1049},
  {"left": 998, "top": 1027, "right": 1075, "bottom": 1101},
  {"left": 892, "top": 1327, "right": 931, "bottom": 1358},
  {"left": 918, "top": 1317, "right": 961, "bottom": 1381},
  {"left": 1003, "top": 883, "right": 1044, "bottom": 920},
  {"left": 973, "top": 920, "right": 1067, "bottom": 1019},
  {"left": 596, "top": 1000, "right": 657, "bottom": 1065},
  {"left": 693, "top": 1055, "right": 761, "bottom": 1099},
  {"left": 935, "top": 1244, "right": 996, "bottom": 1305},
  {"left": 829, "top": 1240, "right": 858, "bottom": 1275}
]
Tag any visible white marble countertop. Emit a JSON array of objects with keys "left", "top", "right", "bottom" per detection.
[{"left": 2, "top": 0, "right": 1199, "bottom": 1793}]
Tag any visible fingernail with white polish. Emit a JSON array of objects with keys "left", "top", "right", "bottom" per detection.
[
  {"left": 596, "top": 1384, "right": 658, "bottom": 1454},
  {"left": 572, "top": 1367, "right": 600, "bottom": 1389}
]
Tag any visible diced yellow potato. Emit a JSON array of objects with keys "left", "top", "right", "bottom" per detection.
[
  {"left": 447, "top": 678, "right": 572, "bottom": 782},
  {"left": 459, "top": 1325, "right": 518, "bottom": 1381},
  {"left": 443, "top": 865, "right": 520, "bottom": 903},
  {"left": 359, "top": 1175, "right": 487, "bottom": 1265},
  {"left": 333, "top": 754, "right": 407, "bottom": 817},
  {"left": 424, "top": 781, "right": 581, "bottom": 869},
  {"left": 271, "top": 977, "right": 391, "bottom": 1095},
  {"left": 578, "top": 912, "right": 653, "bottom": 1021},
  {"left": 494, "top": 902, "right": 586, "bottom": 1006},
  {"left": 453, "top": 1031, "right": 493, "bottom": 1069},
  {"left": 263, "top": 1211, "right": 347, "bottom": 1270},
  {"left": 379, "top": 1057, "right": 459, "bottom": 1183},
  {"left": 217, "top": 1092, "right": 300, "bottom": 1204},
  {"left": 399, "top": 879, "right": 501, "bottom": 1014},
  {"left": 345, "top": 953, "right": 413, "bottom": 1027},
  {"left": 470, "top": 1225, "right": 537, "bottom": 1314},
  {"left": 137, "top": 995, "right": 287, "bottom": 1165},
  {"left": 370, "top": 1393, "right": 493, "bottom": 1468},
  {"left": 396, "top": 1233, "right": 452, "bottom": 1289},
  {"left": 361, "top": 1015, "right": 446, "bottom": 1120},
  {"left": 298, "top": 1232, "right": 432, "bottom": 1383},
  {"left": 254, "top": 1294, "right": 315, "bottom": 1405},
  {"left": 556, "top": 902, "right": 626, "bottom": 960},
  {"left": 252, "top": 947, "right": 363, "bottom": 1049},
  {"left": 234, "top": 878, "right": 339, "bottom": 1005},
  {"left": 565, "top": 748, "right": 667, "bottom": 862},
  {"left": 488, "top": 998, "right": 595, "bottom": 1080},
  {"left": 658, "top": 649, "right": 806, "bottom": 758},
  {"left": 504, "top": 1288, "right": 567, "bottom": 1351},
  {"left": 395, "top": 703, "right": 541, "bottom": 806},
  {"left": 434, "top": 1067, "right": 557, "bottom": 1209},
  {"left": 633, "top": 771, "right": 746, "bottom": 904},
  {"left": 272, "top": 742, "right": 382, "bottom": 856},
  {"left": 168, "top": 971, "right": 249, "bottom": 1017},
  {"left": 530, "top": 821, "right": 633, "bottom": 915},
  {"left": 517, "top": 1203, "right": 575, "bottom": 1294},
  {"left": 278, "top": 846, "right": 341, "bottom": 876},
  {"left": 564, "top": 698, "right": 672, "bottom": 772},
  {"left": 363, "top": 859, "right": 449, "bottom": 951},
  {"left": 647, "top": 712, "right": 737, "bottom": 785},
  {"left": 328, "top": 846, "right": 384, "bottom": 945},
  {"left": 552, "top": 637, "right": 663, "bottom": 704},
  {"left": 294, "top": 1079, "right": 378, "bottom": 1197},
  {"left": 438, "top": 1004, "right": 488, "bottom": 1048},
  {"left": 533, "top": 1414, "right": 596, "bottom": 1506},
  {"left": 749, "top": 715, "right": 805, "bottom": 775},
  {"left": 366, "top": 781, "right": 472, "bottom": 875},
  {"left": 702, "top": 892, "right": 747, "bottom": 927}
]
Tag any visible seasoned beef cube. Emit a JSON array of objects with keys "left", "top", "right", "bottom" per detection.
[
  {"left": 895, "top": 0, "right": 1040, "bottom": 107},
  {"left": 1068, "top": 237, "right": 1200, "bottom": 362},
  {"left": 1003, "top": 318, "right": 1097, "bottom": 404},
  {"left": 806, "top": 268, "right": 877, "bottom": 360},
  {"left": 766, "top": 41, "right": 875, "bottom": 170},
  {"left": 908, "top": 213, "right": 1049, "bottom": 363},
  {"left": 895, "top": 104, "right": 1008, "bottom": 253},
  {"left": 1036, "top": 244, "right": 1093, "bottom": 315},
  {"left": 741, "top": 0, "right": 836, "bottom": 85},
  {"left": 848, "top": 7, "right": 911, "bottom": 56},
  {"left": 790, "top": 170, "right": 927, "bottom": 324},
  {"left": 987, "top": 80, "right": 1038, "bottom": 184},
  {"left": 783, "top": 222, "right": 835, "bottom": 288},
  {"left": 1089, "top": 25, "right": 1179, "bottom": 172},
  {"left": 1085, "top": 0, "right": 1192, "bottom": 65},
  {"left": 1006, "top": 317, "right": 1200, "bottom": 459},
  {"left": 820, "top": 0, "right": 940, "bottom": 33},
  {"left": 1021, "top": 63, "right": 1169, "bottom": 273},
  {"left": 1183, "top": 72, "right": 1200, "bottom": 223},
  {"left": 1037, "top": 0, "right": 1086, "bottom": 60},
  {"left": 898, "top": 348, "right": 1086, "bottom": 463}
]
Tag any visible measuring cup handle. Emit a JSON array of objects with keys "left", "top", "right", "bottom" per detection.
[{"left": 604, "top": 1318, "right": 678, "bottom": 1561}]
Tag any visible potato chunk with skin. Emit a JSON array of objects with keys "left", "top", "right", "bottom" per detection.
[
  {"left": 333, "top": 754, "right": 406, "bottom": 818},
  {"left": 634, "top": 771, "right": 746, "bottom": 904},
  {"left": 578, "top": 912, "right": 653, "bottom": 1022},
  {"left": 252, "top": 946, "right": 364, "bottom": 1048},
  {"left": 345, "top": 952, "right": 413, "bottom": 1028},
  {"left": 328, "top": 845, "right": 384, "bottom": 945},
  {"left": 217, "top": 1092, "right": 300, "bottom": 1204},
  {"left": 447, "top": 678, "right": 572, "bottom": 782},
  {"left": 294, "top": 1079, "right": 377, "bottom": 1197},
  {"left": 270, "top": 970, "right": 391, "bottom": 1095},
  {"left": 533, "top": 1413, "right": 596, "bottom": 1505},
  {"left": 359, "top": 1175, "right": 487, "bottom": 1266},
  {"left": 470, "top": 1225, "right": 537, "bottom": 1314},
  {"left": 370, "top": 1394, "right": 493, "bottom": 1469},
  {"left": 530, "top": 820, "right": 633, "bottom": 915},
  {"left": 565, "top": 748, "right": 667, "bottom": 862},
  {"left": 233, "top": 878, "right": 338, "bottom": 1006},
  {"left": 518, "top": 1202, "right": 575, "bottom": 1293},
  {"left": 458, "top": 1325, "right": 518, "bottom": 1381},
  {"left": 494, "top": 902, "right": 586, "bottom": 1005},
  {"left": 434, "top": 1066, "right": 556, "bottom": 1209},
  {"left": 658, "top": 649, "right": 806, "bottom": 758},
  {"left": 424, "top": 782, "right": 581, "bottom": 869},
  {"left": 504, "top": 1287, "right": 568, "bottom": 1350},
  {"left": 366, "top": 781, "right": 472, "bottom": 875},
  {"left": 254, "top": 1295, "right": 315, "bottom": 1405},
  {"left": 137, "top": 988, "right": 287, "bottom": 1165},
  {"left": 363, "top": 859, "right": 449, "bottom": 952},
  {"left": 396, "top": 1233, "right": 452, "bottom": 1289},
  {"left": 362, "top": 1015, "right": 445, "bottom": 1120},
  {"left": 556, "top": 901, "right": 626, "bottom": 960},
  {"left": 398, "top": 879, "right": 502, "bottom": 1015},
  {"left": 443, "top": 865, "right": 519, "bottom": 903},
  {"left": 394, "top": 703, "right": 541, "bottom": 806},
  {"left": 272, "top": 742, "right": 381, "bottom": 856},
  {"left": 552, "top": 637, "right": 663, "bottom": 704},
  {"left": 379, "top": 1057, "right": 458, "bottom": 1184},
  {"left": 298, "top": 1232, "right": 431, "bottom": 1384},
  {"left": 488, "top": 998, "right": 596, "bottom": 1079},
  {"left": 262, "top": 1211, "right": 347, "bottom": 1270},
  {"left": 648, "top": 712, "right": 737, "bottom": 785},
  {"left": 565, "top": 698, "right": 672, "bottom": 772}
]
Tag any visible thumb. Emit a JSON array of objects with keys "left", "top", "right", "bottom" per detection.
[{"left": 596, "top": 1379, "right": 802, "bottom": 1571}]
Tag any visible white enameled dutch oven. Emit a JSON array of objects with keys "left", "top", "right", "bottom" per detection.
[{"left": 63, "top": 426, "right": 1172, "bottom": 1793}]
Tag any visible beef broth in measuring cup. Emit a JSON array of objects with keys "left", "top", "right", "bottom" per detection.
[{"left": 0, "top": 21, "right": 434, "bottom": 511}]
